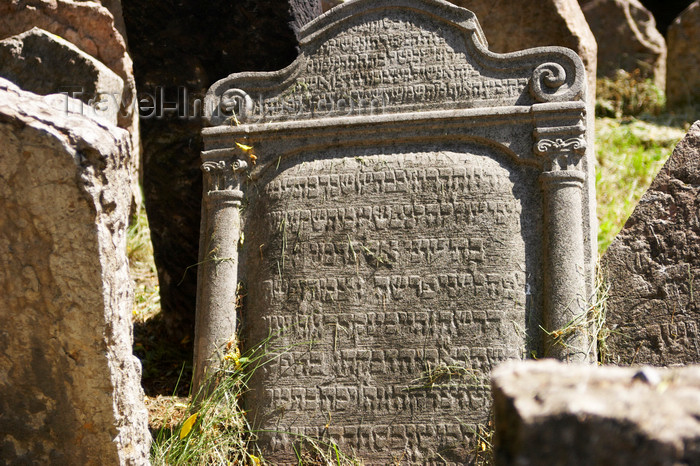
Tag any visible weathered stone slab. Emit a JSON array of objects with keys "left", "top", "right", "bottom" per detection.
[
  {"left": 0, "top": 78, "right": 150, "bottom": 464},
  {"left": 0, "top": 0, "right": 141, "bottom": 208},
  {"left": 0, "top": 28, "right": 125, "bottom": 125},
  {"left": 667, "top": 1, "right": 700, "bottom": 108},
  {"left": 581, "top": 0, "right": 666, "bottom": 89},
  {"left": 492, "top": 360, "right": 700, "bottom": 466},
  {"left": 602, "top": 121, "right": 700, "bottom": 365},
  {"left": 197, "top": 0, "right": 595, "bottom": 462}
]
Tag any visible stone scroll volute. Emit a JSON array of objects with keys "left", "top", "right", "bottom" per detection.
[{"left": 196, "top": 0, "right": 594, "bottom": 462}]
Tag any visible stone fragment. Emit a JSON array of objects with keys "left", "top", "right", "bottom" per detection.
[
  {"left": 0, "top": 78, "right": 150, "bottom": 464},
  {"left": 0, "top": 0, "right": 141, "bottom": 205},
  {"left": 0, "top": 28, "right": 124, "bottom": 125},
  {"left": 667, "top": 1, "right": 700, "bottom": 108},
  {"left": 492, "top": 360, "right": 700, "bottom": 466},
  {"left": 580, "top": 0, "right": 666, "bottom": 89},
  {"left": 289, "top": 0, "right": 324, "bottom": 34},
  {"left": 602, "top": 121, "right": 700, "bottom": 365},
  {"left": 197, "top": 0, "right": 595, "bottom": 462}
]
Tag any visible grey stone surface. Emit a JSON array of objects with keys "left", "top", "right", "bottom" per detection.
[
  {"left": 0, "top": 78, "right": 150, "bottom": 464},
  {"left": 198, "top": 0, "right": 595, "bottom": 462},
  {"left": 581, "top": 0, "right": 666, "bottom": 89},
  {"left": 667, "top": 1, "right": 700, "bottom": 108},
  {"left": 492, "top": 360, "right": 700, "bottom": 466},
  {"left": 0, "top": 28, "right": 124, "bottom": 126},
  {"left": 602, "top": 121, "right": 700, "bottom": 365}
]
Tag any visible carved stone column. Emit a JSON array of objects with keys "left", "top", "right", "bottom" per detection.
[
  {"left": 534, "top": 115, "right": 590, "bottom": 362},
  {"left": 193, "top": 152, "right": 248, "bottom": 393}
]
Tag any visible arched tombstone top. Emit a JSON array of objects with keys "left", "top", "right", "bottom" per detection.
[{"left": 204, "top": 0, "right": 586, "bottom": 127}]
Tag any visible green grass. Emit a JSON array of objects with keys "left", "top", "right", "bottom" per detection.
[
  {"left": 150, "top": 343, "right": 262, "bottom": 465},
  {"left": 128, "top": 206, "right": 161, "bottom": 323},
  {"left": 595, "top": 117, "right": 686, "bottom": 252}
]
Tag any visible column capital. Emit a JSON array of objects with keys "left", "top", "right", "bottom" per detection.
[
  {"left": 534, "top": 131, "right": 586, "bottom": 172},
  {"left": 532, "top": 102, "right": 587, "bottom": 172},
  {"left": 201, "top": 157, "right": 248, "bottom": 202}
]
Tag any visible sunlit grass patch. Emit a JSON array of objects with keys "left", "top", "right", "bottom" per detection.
[
  {"left": 128, "top": 205, "right": 161, "bottom": 323},
  {"left": 595, "top": 117, "right": 686, "bottom": 252}
]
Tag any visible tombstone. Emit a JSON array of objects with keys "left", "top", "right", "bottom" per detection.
[
  {"left": 0, "top": 78, "right": 150, "bottom": 464},
  {"left": 0, "top": 28, "right": 125, "bottom": 125},
  {"left": 602, "top": 121, "right": 700, "bottom": 365},
  {"left": 196, "top": 0, "right": 595, "bottom": 462},
  {"left": 580, "top": 0, "right": 666, "bottom": 89},
  {"left": 492, "top": 360, "right": 700, "bottom": 466},
  {"left": 0, "top": 0, "right": 141, "bottom": 209},
  {"left": 666, "top": 1, "right": 700, "bottom": 109}
]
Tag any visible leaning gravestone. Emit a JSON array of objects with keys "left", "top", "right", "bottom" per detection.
[
  {"left": 196, "top": 0, "right": 595, "bottom": 462},
  {"left": 603, "top": 121, "right": 700, "bottom": 365}
]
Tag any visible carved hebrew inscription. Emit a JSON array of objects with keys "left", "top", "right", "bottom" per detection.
[
  {"left": 244, "top": 147, "right": 533, "bottom": 463},
  {"left": 218, "top": 10, "right": 532, "bottom": 124}
]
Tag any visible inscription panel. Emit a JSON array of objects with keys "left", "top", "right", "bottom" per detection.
[
  {"left": 210, "top": 8, "right": 539, "bottom": 125},
  {"left": 243, "top": 145, "right": 539, "bottom": 463}
]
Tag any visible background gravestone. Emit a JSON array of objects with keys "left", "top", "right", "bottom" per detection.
[
  {"left": 0, "top": 0, "right": 140, "bottom": 205},
  {"left": 580, "top": 0, "right": 666, "bottom": 88},
  {"left": 0, "top": 28, "right": 125, "bottom": 126},
  {"left": 0, "top": 78, "right": 150, "bottom": 464},
  {"left": 666, "top": 1, "right": 700, "bottom": 109},
  {"left": 196, "top": 0, "right": 594, "bottom": 462},
  {"left": 602, "top": 121, "right": 700, "bottom": 365}
]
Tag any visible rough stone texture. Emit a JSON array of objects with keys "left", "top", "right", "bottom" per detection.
[
  {"left": 0, "top": 0, "right": 140, "bottom": 205},
  {"left": 581, "top": 0, "right": 666, "bottom": 89},
  {"left": 667, "top": 1, "right": 700, "bottom": 108},
  {"left": 120, "top": 0, "right": 299, "bottom": 343},
  {"left": 198, "top": 0, "right": 594, "bottom": 462},
  {"left": 492, "top": 360, "right": 700, "bottom": 466},
  {"left": 0, "top": 78, "right": 150, "bottom": 464},
  {"left": 640, "top": 0, "right": 694, "bottom": 35},
  {"left": 76, "top": 0, "right": 130, "bottom": 46},
  {"left": 0, "top": 28, "right": 125, "bottom": 126},
  {"left": 289, "top": 0, "right": 324, "bottom": 34},
  {"left": 602, "top": 121, "right": 700, "bottom": 365}
]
